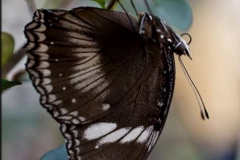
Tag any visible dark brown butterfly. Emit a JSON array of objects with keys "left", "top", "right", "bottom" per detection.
[{"left": 24, "top": 2, "right": 192, "bottom": 160}]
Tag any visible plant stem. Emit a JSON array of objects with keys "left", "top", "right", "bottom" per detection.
[
  {"left": 107, "top": 0, "right": 119, "bottom": 9},
  {"left": 1, "top": 48, "right": 26, "bottom": 79}
]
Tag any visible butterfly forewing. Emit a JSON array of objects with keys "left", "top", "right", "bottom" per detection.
[{"left": 25, "top": 7, "right": 175, "bottom": 160}]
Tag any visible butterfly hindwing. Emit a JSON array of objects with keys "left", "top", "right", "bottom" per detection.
[{"left": 25, "top": 7, "right": 175, "bottom": 160}]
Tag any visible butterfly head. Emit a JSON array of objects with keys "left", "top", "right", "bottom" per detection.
[
  {"left": 174, "top": 34, "right": 192, "bottom": 60},
  {"left": 138, "top": 13, "right": 192, "bottom": 60}
]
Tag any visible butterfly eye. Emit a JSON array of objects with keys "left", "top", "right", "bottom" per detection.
[{"left": 175, "top": 42, "right": 184, "bottom": 52}]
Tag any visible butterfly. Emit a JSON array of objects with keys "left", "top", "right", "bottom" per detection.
[{"left": 24, "top": 1, "right": 192, "bottom": 160}]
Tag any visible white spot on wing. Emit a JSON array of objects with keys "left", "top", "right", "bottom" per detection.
[
  {"left": 36, "top": 44, "right": 48, "bottom": 52},
  {"left": 137, "top": 126, "right": 153, "bottom": 143},
  {"left": 34, "top": 53, "right": 49, "bottom": 60},
  {"left": 34, "top": 79, "right": 41, "bottom": 86},
  {"left": 167, "top": 38, "right": 172, "bottom": 42},
  {"left": 38, "top": 69, "right": 51, "bottom": 76},
  {"left": 25, "top": 42, "right": 35, "bottom": 50},
  {"left": 44, "top": 85, "right": 53, "bottom": 92},
  {"left": 75, "top": 148, "right": 80, "bottom": 155},
  {"left": 36, "top": 86, "right": 44, "bottom": 94},
  {"left": 60, "top": 108, "right": 68, "bottom": 115},
  {"left": 72, "top": 98, "right": 76, "bottom": 103},
  {"left": 26, "top": 32, "right": 35, "bottom": 42},
  {"left": 28, "top": 69, "right": 38, "bottom": 77},
  {"left": 157, "top": 100, "right": 164, "bottom": 107},
  {"left": 39, "top": 12, "right": 45, "bottom": 23},
  {"left": 61, "top": 124, "right": 67, "bottom": 132},
  {"left": 35, "top": 24, "right": 46, "bottom": 32},
  {"left": 42, "top": 78, "right": 51, "bottom": 85},
  {"left": 68, "top": 149, "right": 74, "bottom": 155},
  {"left": 98, "top": 128, "right": 131, "bottom": 145},
  {"left": 74, "top": 139, "right": 80, "bottom": 147},
  {"left": 26, "top": 22, "right": 38, "bottom": 30},
  {"left": 147, "top": 131, "right": 160, "bottom": 152},
  {"left": 59, "top": 116, "right": 72, "bottom": 120},
  {"left": 48, "top": 94, "right": 56, "bottom": 102},
  {"left": 53, "top": 111, "right": 59, "bottom": 117},
  {"left": 38, "top": 61, "right": 50, "bottom": 68},
  {"left": 102, "top": 104, "right": 110, "bottom": 111},
  {"left": 44, "top": 104, "right": 54, "bottom": 110},
  {"left": 72, "top": 130, "right": 78, "bottom": 138},
  {"left": 156, "top": 28, "right": 161, "bottom": 32},
  {"left": 35, "top": 32, "right": 46, "bottom": 41},
  {"left": 26, "top": 53, "right": 35, "bottom": 59},
  {"left": 140, "top": 30, "right": 145, "bottom": 34},
  {"left": 79, "top": 117, "right": 85, "bottom": 121},
  {"left": 52, "top": 100, "right": 62, "bottom": 106},
  {"left": 41, "top": 96, "right": 47, "bottom": 104},
  {"left": 69, "top": 111, "right": 78, "bottom": 116},
  {"left": 70, "top": 125, "right": 76, "bottom": 130},
  {"left": 72, "top": 119, "right": 80, "bottom": 124},
  {"left": 64, "top": 133, "right": 71, "bottom": 139},
  {"left": 67, "top": 141, "right": 72, "bottom": 148},
  {"left": 83, "top": 122, "right": 117, "bottom": 140},
  {"left": 120, "top": 126, "right": 144, "bottom": 143}
]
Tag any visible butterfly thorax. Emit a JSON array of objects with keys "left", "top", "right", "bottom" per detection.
[{"left": 138, "top": 13, "right": 190, "bottom": 58}]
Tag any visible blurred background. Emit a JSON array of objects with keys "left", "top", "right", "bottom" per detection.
[{"left": 2, "top": 0, "right": 240, "bottom": 160}]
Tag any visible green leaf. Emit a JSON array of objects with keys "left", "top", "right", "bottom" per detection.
[
  {"left": 92, "top": 0, "right": 106, "bottom": 9},
  {"left": 1, "top": 32, "right": 14, "bottom": 67},
  {"left": 152, "top": 0, "right": 193, "bottom": 31},
  {"left": 1, "top": 79, "right": 22, "bottom": 91},
  {"left": 40, "top": 144, "right": 68, "bottom": 160}
]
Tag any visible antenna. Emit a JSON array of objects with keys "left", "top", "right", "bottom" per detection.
[
  {"left": 130, "top": 0, "right": 138, "bottom": 15},
  {"left": 178, "top": 56, "right": 209, "bottom": 120},
  {"left": 116, "top": 0, "right": 137, "bottom": 32},
  {"left": 144, "top": 0, "right": 153, "bottom": 15}
]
